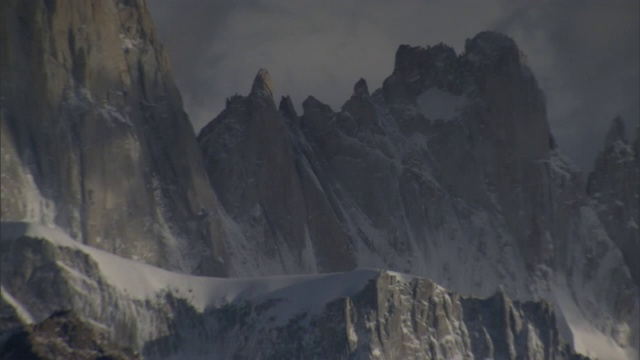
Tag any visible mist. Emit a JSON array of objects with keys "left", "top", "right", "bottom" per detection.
[{"left": 148, "top": 0, "right": 639, "bottom": 172}]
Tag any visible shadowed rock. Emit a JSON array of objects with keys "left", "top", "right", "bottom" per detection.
[{"left": 0, "top": 310, "right": 141, "bottom": 360}]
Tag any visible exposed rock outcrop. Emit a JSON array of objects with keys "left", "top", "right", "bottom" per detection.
[{"left": 0, "top": 0, "right": 227, "bottom": 275}]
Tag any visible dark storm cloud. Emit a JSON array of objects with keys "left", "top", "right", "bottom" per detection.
[{"left": 148, "top": 0, "right": 639, "bottom": 172}]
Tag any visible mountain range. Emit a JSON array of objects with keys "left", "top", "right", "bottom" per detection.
[{"left": 1, "top": 0, "right": 638, "bottom": 359}]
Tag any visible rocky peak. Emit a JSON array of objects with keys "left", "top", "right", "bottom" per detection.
[
  {"left": 353, "top": 78, "right": 370, "bottom": 97},
  {"left": 250, "top": 68, "right": 275, "bottom": 99},
  {"left": 302, "top": 95, "right": 333, "bottom": 114},
  {"left": 198, "top": 73, "right": 356, "bottom": 275},
  {"left": 340, "top": 78, "right": 386, "bottom": 137},
  {"left": 278, "top": 95, "right": 298, "bottom": 120},
  {"left": 392, "top": 43, "right": 457, "bottom": 76},
  {"left": 388, "top": 43, "right": 460, "bottom": 94},
  {"left": 464, "top": 31, "right": 523, "bottom": 65}
]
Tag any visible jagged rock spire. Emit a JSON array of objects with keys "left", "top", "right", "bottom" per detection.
[
  {"left": 251, "top": 68, "right": 275, "bottom": 99},
  {"left": 279, "top": 95, "right": 298, "bottom": 120},
  {"left": 353, "top": 78, "right": 370, "bottom": 97}
]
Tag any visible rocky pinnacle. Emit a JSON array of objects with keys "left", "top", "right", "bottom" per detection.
[{"left": 251, "top": 68, "right": 276, "bottom": 99}]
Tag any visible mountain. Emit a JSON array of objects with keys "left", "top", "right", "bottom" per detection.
[
  {"left": 0, "top": 0, "right": 227, "bottom": 275},
  {"left": 1, "top": 0, "right": 638, "bottom": 359},
  {"left": 199, "top": 36, "right": 639, "bottom": 358},
  {"left": 1, "top": 222, "right": 587, "bottom": 359}
]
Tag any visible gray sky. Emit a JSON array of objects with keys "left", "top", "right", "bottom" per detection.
[{"left": 148, "top": 0, "right": 639, "bottom": 173}]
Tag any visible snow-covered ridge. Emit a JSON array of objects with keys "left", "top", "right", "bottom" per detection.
[
  {"left": 0, "top": 222, "right": 378, "bottom": 319},
  {"left": 1, "top": 221, "right": 625, "bottom": 359}
]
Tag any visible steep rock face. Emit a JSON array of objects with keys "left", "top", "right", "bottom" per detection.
[
  {"left": 0, "top": 225, "right": 586, "bottom": 359},
  {"left": 198, "top": 69, "right": 355, "bottom": 274},
  {"left": 0, "top": 0, "right": 227, "bottom": 274},
  {"left": 199, "top": 33, "right": 639, "bottom": 358},
  {"left": 587, "top": 117, "right": 640, "bottom": 285},
  {"left": 382, "top": 33, "right": 552, "bottom": 268}
]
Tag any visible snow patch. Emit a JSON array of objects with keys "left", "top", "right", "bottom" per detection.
[
  {"left": 416, "top": 88, "right": 468, "bottom": 121},
  {"left": 97, "top": 103, "right": 133, "bottom": 127},
  {"left": 119, "top": 33, "right": 142, "bottom": 50},
  {"left": 551, "top": 280, "right": 636, "bottom": 360}
]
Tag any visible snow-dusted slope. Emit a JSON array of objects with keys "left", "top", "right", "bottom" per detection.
[{"left": 1, "top": 221, "right": 589, "bottom": 359}]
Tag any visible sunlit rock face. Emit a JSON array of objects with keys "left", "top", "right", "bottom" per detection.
[
  {"left": 0, "top": 0, "right": 227, "bottom": 275},
  {"left": 587, "top": 117, "right": 640, "bottom": 286}
]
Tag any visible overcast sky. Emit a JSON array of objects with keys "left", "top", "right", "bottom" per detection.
[{"left": 148, "top": 0, "right": 639, "bottom": 172}]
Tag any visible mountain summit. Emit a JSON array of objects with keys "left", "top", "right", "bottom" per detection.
[{"left": 250, "top": 68, "right": 276, "bottom": 99}]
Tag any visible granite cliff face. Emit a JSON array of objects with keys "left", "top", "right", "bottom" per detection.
[{"left": 0, "top": 0, "right": 227, "bottom": 275}]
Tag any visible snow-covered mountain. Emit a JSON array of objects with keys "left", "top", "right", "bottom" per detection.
[{"left": 1, "top": 0, "right": 638, "bottom": 359}]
